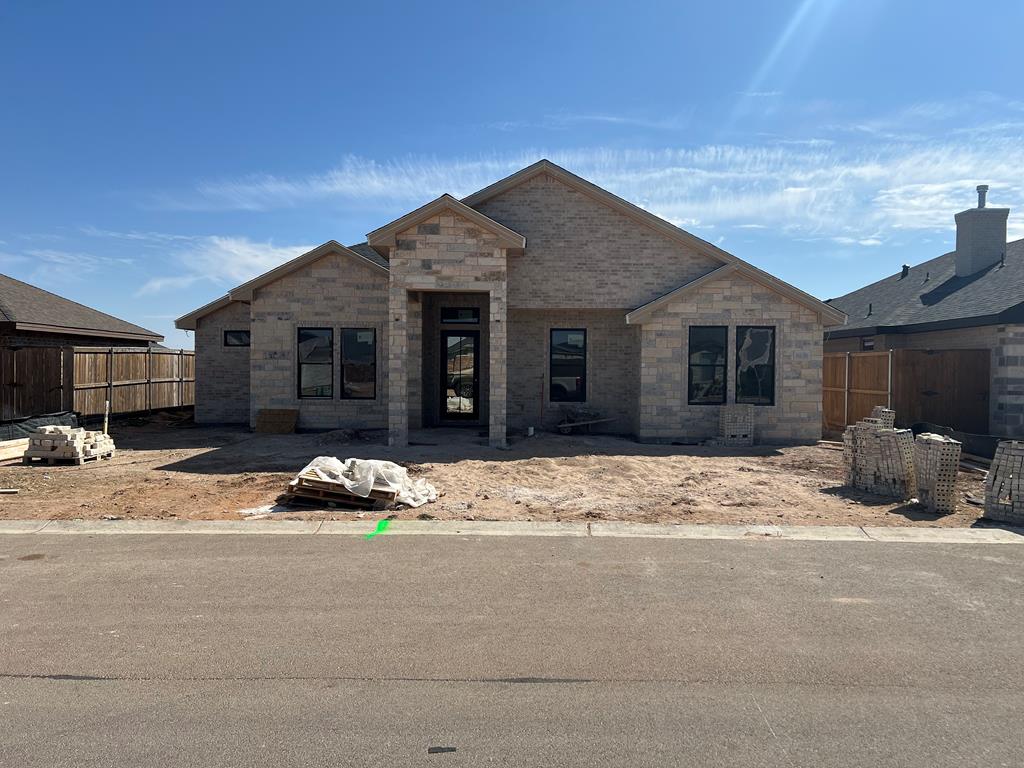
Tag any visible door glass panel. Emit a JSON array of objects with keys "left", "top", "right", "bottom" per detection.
[{"left": 445, "top": 333, "right": 477, "bottom": 416}]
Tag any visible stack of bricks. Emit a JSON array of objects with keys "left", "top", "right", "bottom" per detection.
[
  {"left": 913, "top": 433, "right": 962, "bottom": 514},
  {"left": 715, "top": 404, "right": 755, "bottom": 447},
  {"left": 984, "top": 440, "right": 1024, "bottom": 525},
  {"left": 23, "top": 426, "right": 116, "bottom": 464},
  {"left": 842, "top": 411, "right": 916, "bottom": 499},
  {"left": 868, "top": 405, "right": 896, "bottom": 429}
]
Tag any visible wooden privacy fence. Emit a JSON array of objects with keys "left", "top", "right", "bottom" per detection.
[
  {"left": 823, "top": 349, "right": 990, "bottom": 436},
  {"left": 1, "top": 346, "right": 194, "bottom": 422}
]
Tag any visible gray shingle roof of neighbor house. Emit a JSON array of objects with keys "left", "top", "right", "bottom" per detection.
[
  {"left": 0, "top": 272, "right": 163, "bottom": 342},
  {"left": 825, "top": 238, "right": 1024, "bottom": 338}
]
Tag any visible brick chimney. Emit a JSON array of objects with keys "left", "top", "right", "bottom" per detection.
[{"left": 954, "top": 184, "right": 1008, "bottom": 276}]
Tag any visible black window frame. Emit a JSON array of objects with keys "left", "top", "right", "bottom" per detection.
[
  {"left": 340, "top": 327, "right": 377, "bottom": 400},
  {"left": 861, "top": 337, "right": 875, "bottom": 351},
  {"left": 223, "top": 329, "right": 250, "bottom": 347},
  {"left": 735, "top": 325, "right": 776, "bottom": 406},
  {"left": 440, "top": 307, "right": 480, "bottom": 324},
  {"left": 296, "top": 327, "right": 334, "bottom": 399},
  {"left": 688, "top": 326, "right": 728, "bottom": 405},
  {"left": 549, "top": 328, "right": 587, "bottom": 403}
]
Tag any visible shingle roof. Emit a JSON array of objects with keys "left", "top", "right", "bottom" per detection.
[
  {"left": 0, "top": 273, "right": 162, "bottom": 342},
  {"left": 826, "top": 238, "right": 1024, "bottom": 337},
  {"left": 346, "top": 242, "right": 390, "bottom": 269}
]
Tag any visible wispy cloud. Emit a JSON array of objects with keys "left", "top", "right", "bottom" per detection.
[{"left": 489, "top": 111, "right": 695, "bottom": 133}]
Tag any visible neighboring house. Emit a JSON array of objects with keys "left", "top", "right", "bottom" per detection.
[
  {"left": 176, "top": 160, "right": 845, "bottom": 446},
  {"left": 825, "top": 185, "right": 1023, "bottom": 437},
  {"left": 0, "top": 273, "right": 163, "bottom": 347}
]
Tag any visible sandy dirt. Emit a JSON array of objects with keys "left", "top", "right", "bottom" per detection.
[{"left": 0, "top": 415, "right": 988, "bottom": 527}]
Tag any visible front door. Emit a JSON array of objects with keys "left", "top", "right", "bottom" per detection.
[{"left": 441, "top": 330, "right": 479, "bottom": 420}]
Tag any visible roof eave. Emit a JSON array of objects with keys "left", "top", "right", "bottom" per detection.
[
  {"left": 174, "top": 295, "right": 237, "bottom": 330},
  {"left": 11, "top": 322, "right": 163, "bottom": 342}
]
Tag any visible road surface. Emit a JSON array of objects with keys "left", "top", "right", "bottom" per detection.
[{"left": 1, "top": 533, "right": 1022, "bottom": 767}]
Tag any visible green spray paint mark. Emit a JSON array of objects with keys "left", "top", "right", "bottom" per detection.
[{"left": 365, "top": 519, "right": 391, "bottom": 539}]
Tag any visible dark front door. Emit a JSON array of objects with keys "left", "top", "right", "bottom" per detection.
[{"left": 441, "top": 330, "right": 479, "bottom": 420}]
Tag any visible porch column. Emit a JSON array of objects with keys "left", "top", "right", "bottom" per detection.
[
  {"left": 488, "top": 283, "right": 508, "bottom": 448},
  {"left": 388, "top": 286, "right": 408, "bottom": 446}
]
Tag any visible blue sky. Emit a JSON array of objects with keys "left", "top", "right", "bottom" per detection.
[{"left": 2, "top": 0, "right": 1023, "bottom": 348}]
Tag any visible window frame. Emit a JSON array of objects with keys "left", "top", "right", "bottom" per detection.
[
  {"left": 340, "top": 327, "right": 377, "bottom": 400},
  {"left": 440, "top": 307, "right": 480, "bottom": 325},
  {"left": 735, "top": 325, "right": 776, "bottom": 406},
  {"left": 223, "top": 329, "right": 250, "bottom": 347},
  {"left": 687, "top": 325, "right": 728, "bottom": 406},
  {"left": 296, "top": 327, "right": 334, "bottom": 400},
  {"left": 549, "top": 328, "right": 587, "bottom": 403}
]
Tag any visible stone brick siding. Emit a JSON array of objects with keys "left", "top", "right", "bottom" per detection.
[
  {"left": 194, "top": 301, "right": 251, "bottom": 424},
  {"left": 473, "top": 172, "right": 720, "bottom": 309},
  {"left": 387, "top": 212, "right": 508, "bottom": 447},
  {"left": 250, "top": 251, "right": 388, "bottom": 430},
  {"left": 638, "top": 272, "right": 823, "bottom": 444},
  {"left": 507, "top": 309, "right": 640, "bottom": 435},
  {"left": 824, "top": 324, "right": 1024, "bottom": 437}
]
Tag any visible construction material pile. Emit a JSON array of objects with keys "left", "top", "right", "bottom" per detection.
[
  {"left": 715, "top": 404, "right": 755, "bottom": 447},
  {"left": 984, "top": 440, "right": 1024, "bottom": 525},
  {"left": 285, "top": 456, "right": 437, "bottom": 510},
  {"left": 23, "top": 426, "right": 115, "bottom": 466},
  {"left": 913, "top": 433, "right": 962, "bottom": 514},
  {"left": 842, "top": 407, "right": 916, "bottom": 499}
]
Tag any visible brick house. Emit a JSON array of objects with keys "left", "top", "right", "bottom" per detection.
[
  {"left": 176, "top": 160, "right": 844, "bottom": 446},
  {"left": 824, "top": 185, "right": 1024, "bottom": 437}
]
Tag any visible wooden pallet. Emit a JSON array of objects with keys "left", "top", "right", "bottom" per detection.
[
  {"left": 22, "top": 450, "right": 116, "bottom": 466},
  {"left": 294, "top": 472, "right": 398, "bottom": 502},
  {"left": 285, "top": 486, "right": 383, "bottom": 510}
]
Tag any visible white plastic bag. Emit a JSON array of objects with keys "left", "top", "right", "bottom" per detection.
[{"left": 298, "top": 456, "right": 437, "bottom": 508}]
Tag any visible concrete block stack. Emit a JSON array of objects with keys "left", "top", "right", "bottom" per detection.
[
  {"left": 717, "top": 404, "right": 754, "bottom": 447},
  {"left": 914, "top": 433, "right": 962, "bottom": 514},
  {"left": 843, "top": 416, "right": 916, "bottom": 499},
  {"left": 869, "top": 405, "right": 896, "bottom": 429},
  {"left": 23, "top": 426, "right": 116, "bottom": 465},
  {"left": 984, "top": 440, "right": 1024, "bottom": 525}
]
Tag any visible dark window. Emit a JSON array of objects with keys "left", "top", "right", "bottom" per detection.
[
  {"left": 736, "top": 326, "right": 776, "bottom": 405},
  {"left": 223, "top": 330, "right": 250, "bottom": 347},
  {"left": 688, "top": 326, "right": 727, "bottom": 405},
  {"left": 550, "top": 329, "right": 586, "bottom": 402},
  {"left": 861, "top": 337, "right": 875, "bottom": 351},
  {"left": 297, "top": 328, "right": 333, "bottom": 398},
  {"left": 341, "top": 328, "right": 376, "bottom": 399},
  {"left": 441, "top": 307, "right": 480, "bottom": 324}
]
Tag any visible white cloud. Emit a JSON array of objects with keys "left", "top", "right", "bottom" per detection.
[{"left": 135, "top": 235, "right": 313, "bottom": 296}]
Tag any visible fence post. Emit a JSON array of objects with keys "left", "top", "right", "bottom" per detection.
[
  {"left": 843, "top": 352, "right": 850, "bottom": 428},
  {"left": 147, "top": 346, "right": 153, "bottom": 414},
  {"left": 106, "top": 347, "right": 113, "bottom": 422},
  {"left": 887, "top": 349, "right": 893, "bottom": 409},
  {"left": 178, "top": 348, "right": 183, "bottom": 407}
]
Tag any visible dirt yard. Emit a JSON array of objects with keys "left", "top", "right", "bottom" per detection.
[{"left": 0, "top": 415, "right": 988, "bottom": 527}]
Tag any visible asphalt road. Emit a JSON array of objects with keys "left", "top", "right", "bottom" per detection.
[{"left": 1, "top": 534, "right": 1022, "bottom": 767}]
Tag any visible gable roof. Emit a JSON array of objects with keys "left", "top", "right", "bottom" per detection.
[
  {"left": 366, "top": 193, "right": 526, "bottom": 252},
  {"left": 228, "top": 241, "right": 389, "bottom": 302},
  {"left": 625, "top": 263, "right": 846, "bottom": 326},
  {"left": 0, "top": 273, "right": 163, "bottom": 342},
  {"left": 464, "top": 159, "right": 842, "bottom": 323},
  {"left": 174, "top": 294, "right": 238, "bottom": 331},
  {"left": 825, "top": 238, "right": 1024, "bottom": 338}
]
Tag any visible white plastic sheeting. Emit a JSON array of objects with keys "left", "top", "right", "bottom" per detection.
[{"left": 299, "top": 456, "right": 437, "bottom": 508}]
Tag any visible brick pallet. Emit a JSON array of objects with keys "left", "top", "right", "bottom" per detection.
[
  {"left": 22, "top": 425, "right": 116, "bottom": 467},
  {"left": 714, "top": 404, "right": 755, "bottom": 447},
  {"left": 843, "top": 413, "right": 915, "bottom": 500},
  {"left": 984, "top": 440, "right": 1024, "bottom": 525},
  {"left": 914, "top": 433, "right": 962, "bottom": 514}
]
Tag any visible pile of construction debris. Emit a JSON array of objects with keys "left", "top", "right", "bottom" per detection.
[
  {"left": 842, "top": 406, "right": 966, "bottom": 513},
  {"left": 984, "top": 441, "right": 1024, "bottom": 525},
  {"left": 22, "top": 426, "right": 115, "bottom": 466},
  {"left": 283, "top": 456, "right": 437, "bottom": 511}
]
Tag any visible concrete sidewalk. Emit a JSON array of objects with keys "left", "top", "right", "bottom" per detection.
[{"left": 1, "top": 517, "right": 1022, "bottom": 542}]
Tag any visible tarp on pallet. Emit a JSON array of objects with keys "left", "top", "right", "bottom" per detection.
[{"left": 299, "top": 456, "right": 437, "bottom": 508}]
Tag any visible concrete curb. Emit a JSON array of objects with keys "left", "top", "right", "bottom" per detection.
[{"left": 0, "top": 519, "right": 1021, "bottom": 543}]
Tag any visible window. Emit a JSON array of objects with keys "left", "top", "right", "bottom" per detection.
[
  {"left": 688, "top": 326, "right": 727, "bottom": 405},
  {"left": 223, "top": 330, "right": 250, "bottom": 347},
  {"left": 550, "top": 329, "right": 586, "bottom": 402},
  {"left": 441, "top": 307, "right": 480, "bottom": 324},
  {"left": 861, "top": 337, "right": 875, "bottom": 351},
  {"left": 297, "top": 328, "right": 333, "bottom": 398},
  {"left": 341, "top": 328, "right": 376, "bottom": 399},
  {"left": 736, "top": 326, "right": 776, "bottom": 405}
]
